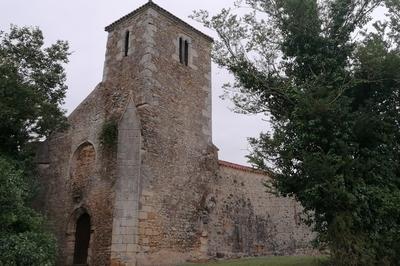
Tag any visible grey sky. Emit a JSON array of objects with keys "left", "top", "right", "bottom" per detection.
[{"left": 0, "top": 0, "right": 266, "bottom": 165}]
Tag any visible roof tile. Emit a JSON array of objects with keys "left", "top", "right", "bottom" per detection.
[{"left": 219, "top": 160, "right": 269, "bottom": 175}]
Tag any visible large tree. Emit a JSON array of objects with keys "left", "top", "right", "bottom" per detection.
[
  {"left": 194, "top": 0, "right": 400, "bottom": 265},
  {"left": 0, "top": 25, "right": 69, "bottom": 265},
  {"left": 0, "top": 25, "right": 69, "bottom": 158}
]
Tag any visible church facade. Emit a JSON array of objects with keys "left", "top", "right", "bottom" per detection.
[{"left": 35, "top": 2, "right": 314, "bottom": 265}]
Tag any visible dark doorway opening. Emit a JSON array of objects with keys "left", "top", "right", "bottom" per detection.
[{"left": 73, "top": 213, "right": 91, "bottom": 265}]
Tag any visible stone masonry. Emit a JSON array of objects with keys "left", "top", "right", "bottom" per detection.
[{"left": 35, "top": 1, "right": 315, "bottom": 266}]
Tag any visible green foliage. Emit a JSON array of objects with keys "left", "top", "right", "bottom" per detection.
[
  {"left": 194, "top": 0, "right": 400, "bottom": 265},
  {"left": 0, "top": 156, "right": 56, "bottom": 266},
  {"left": 0, "top": 25, "right": 69, "bottom": 158},
  {"left": 100, "top": 119, "right": 118, "bottom": 148},
  {"left": 180, "top": 256, "right": 328, "bottom": 266},
  {"left": 0, "top": 25, "right": 69, "bottom": 265}
]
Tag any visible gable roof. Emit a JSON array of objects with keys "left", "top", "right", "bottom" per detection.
[{"left": 105, "top": 1, "right": 214, "bottom": 43}]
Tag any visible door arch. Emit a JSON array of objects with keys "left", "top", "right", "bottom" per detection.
[{"left": 73, "top": 213, "right": 91, "bottom": 265}]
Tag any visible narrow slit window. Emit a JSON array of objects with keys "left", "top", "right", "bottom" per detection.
[
  {"left": 179, "top": 37, "right": 190, "bottom": 66},
  {"left": 179, "top": 37, "right": 184, "bottom": 64},
  {"left": 184, "top": 40, "right": 189, "bottom": 66},
  {"left": 124, "top": 31, "right": 130, "bottom": 57}
]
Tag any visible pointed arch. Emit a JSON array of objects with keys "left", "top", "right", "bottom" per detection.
[
  {"left": 69, "top": 141, "right": 96, "bottom": 202},
  {"left": 73, "top": 213, "right": 91, "bottom": 264},
  {"left": 65, "top": 207, "right": 94, "bottom": 265}
]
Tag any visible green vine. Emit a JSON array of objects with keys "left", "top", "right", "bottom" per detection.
[{"left": 99, "top": 119, "right": 118, "bottom": 148}]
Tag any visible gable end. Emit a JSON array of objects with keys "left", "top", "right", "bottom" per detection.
[{"left": 104, "top": 1, "right": 214, "bottom": 43}]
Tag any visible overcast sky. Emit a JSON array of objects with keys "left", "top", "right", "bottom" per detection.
[{"left": 1, "top": 0, "right": 268, "bottom": 165}]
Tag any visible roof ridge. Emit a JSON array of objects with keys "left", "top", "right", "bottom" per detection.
[
  {"left": 218, "top": 160, "right": 269, "bottom": 175},
  {"left": 105, "top": 1, "right": 214, "bottom": 42}
]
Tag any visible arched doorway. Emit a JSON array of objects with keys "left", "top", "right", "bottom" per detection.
[{"left": 73, "top": 213, "right": 91, "bottom": 265}]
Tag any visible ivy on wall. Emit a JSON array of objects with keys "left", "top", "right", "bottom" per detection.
[{"left": 99, "top": 119, "right": 118, "bottom": 148}]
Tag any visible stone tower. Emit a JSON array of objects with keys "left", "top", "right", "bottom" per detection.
[
  {"left": 36, "top": 2, "right": 314, "bottom": 266},
  {"left": 36, "top": 1, "right": 219, "bottom": 265},
  {"left": 101, "top": 1, "right": 217, "bottom": 265}
]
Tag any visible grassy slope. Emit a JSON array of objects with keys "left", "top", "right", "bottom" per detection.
[{"left": 181, "top": 256, "right": 328, "bottom": 266}]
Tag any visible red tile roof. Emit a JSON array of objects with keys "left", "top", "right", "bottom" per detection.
[{"left": 218, "top": 160, "right": 269, "bottom": 175}]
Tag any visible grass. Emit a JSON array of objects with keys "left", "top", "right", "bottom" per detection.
[{"left": 180, "top": 256, "right": 328, "bottom": 266}]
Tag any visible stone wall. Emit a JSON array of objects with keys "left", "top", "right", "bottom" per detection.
[
  {"left": 36, "top": 84, "right": 116, "bottom": 265},
  {"left": 206, "top": 161, "right": 315, "bottom": 259}
]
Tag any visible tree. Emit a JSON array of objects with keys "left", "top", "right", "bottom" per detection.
[
  {"left": 194, "top": 0, "right": 400, "bottom": 265},
  {"left": 0, "top": 25, "right": 69, "bottom": 265},
  {"left": 0, "top": 156, "right": 56, "bottom": 266},
  {"left": 0, "top": 25, "right": 69, "bottom": 158}
]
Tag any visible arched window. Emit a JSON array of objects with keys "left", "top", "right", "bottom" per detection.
[
  {"left": 70, "top": 142, "right": 96, "bottom": 202},
  {"left": 73, "top": 213, "right": 91, "bottom": 265}
]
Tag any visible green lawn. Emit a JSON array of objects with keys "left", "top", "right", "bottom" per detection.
[{"left": 181, "top": 256, "right": 328, "bottom": 266}]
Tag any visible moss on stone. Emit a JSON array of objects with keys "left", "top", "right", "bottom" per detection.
[{"left": 100, "top": 119, "right": 118, "bottom": 148}]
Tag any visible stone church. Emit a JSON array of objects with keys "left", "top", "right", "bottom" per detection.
[{"left": 35, "top": 1, "right": 314, "bottom": 265}]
